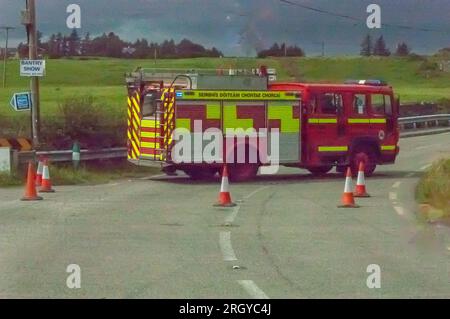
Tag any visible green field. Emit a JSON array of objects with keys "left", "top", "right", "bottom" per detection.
[{"left": 1, "top": 56, "right": 450, "bottom": 136}]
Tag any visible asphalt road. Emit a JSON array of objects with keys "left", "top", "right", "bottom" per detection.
[{"left": 0, "top": 133, "right": 449, "bottom": 298}]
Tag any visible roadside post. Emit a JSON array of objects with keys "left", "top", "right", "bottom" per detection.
[
  {"left": 0, "top": 147, "right": 12, "bottom": 174},
  {"left": 21, "top": 0, "right": 42, "bottom": 148},
  {"left": 72, "top": 142, "right": 81, "bottom": 169}
]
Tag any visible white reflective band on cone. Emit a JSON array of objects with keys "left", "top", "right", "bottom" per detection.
[
  {"left": 37, "top": 161, "right": 43, "bottom": 174},
  {"left": 357, "top": 171, "right": 365, "bottom": 186},
  {"left": 221, "top": 177, "right": 229, "bottom": 193},
  {"left": 344, "top": 177, "right": 353, "bottom": 193},
  {"left": 42, "top": 165, "right": 50, "bottom": 179}
]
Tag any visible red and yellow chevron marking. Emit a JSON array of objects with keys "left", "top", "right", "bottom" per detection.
[
  {"left": 0, "top": 137, "right": 32, "bottom": 151},
  {"left": 0, "top": 138, "right": 12, "bottom": 148},
  {"left": 127, "top": 91, "right": 142, "bottom": 160}
]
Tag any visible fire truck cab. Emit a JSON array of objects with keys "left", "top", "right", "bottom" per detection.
[
  {"left": 270, "top": 80, "right": 400, "bottom": 176},
  {"left": 126, "top": 68, "right": 399, "bottom": 181}
]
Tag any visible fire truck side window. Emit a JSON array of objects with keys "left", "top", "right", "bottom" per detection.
[
  {"left": 371, "top": 94, "right": 393, "bottom": 116},
  {"left": 318, "top": 93, "right": 342, "bottom": 115},
  {"left": 353, "top": 94, "right": 367, "bottom": 115}
]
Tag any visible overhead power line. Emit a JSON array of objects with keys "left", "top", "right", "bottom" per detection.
[{"left": 278, "top": 0, "right": 449, "bottom": 34}]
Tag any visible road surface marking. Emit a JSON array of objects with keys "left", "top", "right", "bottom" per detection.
[
  {"left": 415, "top": 145, "right": 434, "bottom": 151},
  {"left": 389, "top": 192, "right": 398, "bottom": 201},
  {"left": 225, "top": 206, "right": 240, "bottom": 224},
  {"left": 243, "top": 186, "right": 270, "bottom": 200},
  {"left": 220, "top": 232, "right": 237, "bottom": 261},
  {"left": 394, "top": 206, "right": 405, "bottom": 216},
  {"left": 392, "top": 181, "right": 402, "bottom": 189},
  {"left": 225, "top": 187, "right": 269, "bottom": 224},
  {"left": 238, "top": 280, "right": 269, "bottom": 299},
  {"left": 420, "top": 164, "right": 432, "bottom": 171}
]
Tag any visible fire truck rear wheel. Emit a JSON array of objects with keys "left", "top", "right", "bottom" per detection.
[
  {"left": 307, "top": 166, "right": 333, "bottom": 176},
  {"left": 350, "top": 146, "right": 377, "bottom": 177},
  {"left": 228, "top": 164, "right": 259, "bottom": 182}
]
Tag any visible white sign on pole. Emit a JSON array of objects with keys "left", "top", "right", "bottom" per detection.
[
  {"left": 0, "top": 147, "right": 11, "bottom": 174},
  {"left": 20, "top": 60, "right": 46, "bottom": 77}
]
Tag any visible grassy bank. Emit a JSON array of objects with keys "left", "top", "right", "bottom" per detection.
[
  {"left": 0, "top": 160, "right": 160, "bottom": 187},
  {"left": 416, "top": 159, "right": 450, "bottom": 218}
]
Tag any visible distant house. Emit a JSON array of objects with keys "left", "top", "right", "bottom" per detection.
[{"left": 439, "top": 60, "right": 450, "bottom": 72}]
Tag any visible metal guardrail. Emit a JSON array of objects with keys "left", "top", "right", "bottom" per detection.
[
  {"left": 398, "top": 114, "right": 450, "bottom": 129},
  {"left": 16, "top": 115, "right": 449, "bottom": 164},
  {"left": 18, "top": 147, "right": 127, "bottom": 164}
]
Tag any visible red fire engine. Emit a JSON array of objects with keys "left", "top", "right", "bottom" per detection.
[{"left": 126, "top": 68, "right": 400, "bottom": 181}]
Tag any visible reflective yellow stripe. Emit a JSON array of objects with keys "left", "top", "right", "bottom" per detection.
[
  {"left": 176, "top": 90, "right": 299, "bottom": 101},
  {"left": 381, "top": 145, "right": 396, "bottom": 151},
  {"left": 318, "top": 146, "right": 348, "bottom": 152},
  {"left": 176, "top": 119, "right": 191, "bottom": 131},
  {"left": 370, "top": 118, "right": 387, "bottom": 124},
  {"left": 348, "top": 118, "right": 387, "bottom": 124},
  {"left": 308, "top": 118, "right": 338, "bottom": 124},
  {"left": 141, "top": 142, "right": 160, "bottom": 149},
  {"left": 206, "top": 102, "right": 221, "bottom": 119},
  {"left": 141, "top": 131, "right": 159, "bottom": 138},
  {"left": 141, "top": 120, "right": 160, "bottom": 128},
  {"left": 268, "top": 102, "right": 300, "bottom": 133}
]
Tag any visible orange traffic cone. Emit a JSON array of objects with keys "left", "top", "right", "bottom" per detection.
[
  {"left": 39, "top": 160, "right": 55, "bottom": 193},
  {"left": 214, "top": 165, "right": 236, "bottom": 207},
  {"left": 354, "top": 162, "right": 370, "bottom": 198},
  {"left": 35, "top": 158, "right": 44, "bottom": 187},
  {"left": 21, "top": 161, "right": 43, "bottom": 201},
  {"left": 338, "top": 167, "right": 359, "bottom": 208}
]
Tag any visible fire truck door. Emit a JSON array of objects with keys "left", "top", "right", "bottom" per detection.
[{"left": 305, "top": 92, "right": 344, "bottom": 156}]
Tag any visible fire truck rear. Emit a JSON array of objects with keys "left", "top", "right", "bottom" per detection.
[{"left": 125, "top": 68, "right": 400, "bottom": 181}]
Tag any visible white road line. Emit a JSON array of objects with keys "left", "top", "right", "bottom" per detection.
[
  {"left": 243, "top": 186, "right": 270, "bottom": 200},
  {"left": 225, "top": 206, "right": 240, "bottom": 224},
  {"left": 238, "top": 280, "right": 269, "bottom": 299},
  {"left": 415, "top": 145, "right": 434, "bottom": 151},
  {"left": 392, "top": 181, "right": 402, "bottom": 189},
  {"left": 420, "top": 164, "right": 432, "bottom": 171},
  {"left": 394, "top": 206, "right": 405, "bottom": 216},
  {"left": 219, "top": 232, "right": 237, "bottom": 261},
  {"left": 389, "top": 192, "right": 398, "bottom": 201}
]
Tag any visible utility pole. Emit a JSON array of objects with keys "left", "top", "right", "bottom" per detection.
[
  {"left": 1, "top": 26, "right": 15, "bottom": 88},
  {"left": 321, "top": 41, "right": 325, "bottom": 57},
  {"left": 22, "top": 0, "right": 41, "bottom": 147}
]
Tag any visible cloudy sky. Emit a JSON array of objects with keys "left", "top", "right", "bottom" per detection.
[{"left": 1, "top": 0, "right": 449, "bottom": 56}]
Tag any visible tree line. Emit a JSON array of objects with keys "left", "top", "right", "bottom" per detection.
[
  {"left": 17, "top": 29, "right": 223, "bottom": 59},
  {"left": 360, "top": 34, "right": 412, "bottom": 57},
  {"left": 257, "top": 43, "right": 305, "bottom": 58}
]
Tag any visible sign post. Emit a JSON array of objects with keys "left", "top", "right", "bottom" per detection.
[{"left": 22, "top": 0, "right": 41, "bottom": 148}]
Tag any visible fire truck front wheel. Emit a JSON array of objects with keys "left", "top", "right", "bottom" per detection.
[
  {"left": 350, "top": 146, "right": 377, "bottom": 177},
  {"left": 307, "top": 166, "right": 333, "bottom": 176}
]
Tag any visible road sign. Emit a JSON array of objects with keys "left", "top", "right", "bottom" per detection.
[
  {"left": 10, "top": 92, "right": 32, "bottom": 111},
  {"left": 20, "top": 59, "right": 46, "bottom": 77}
]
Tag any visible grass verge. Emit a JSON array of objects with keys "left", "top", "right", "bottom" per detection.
[
  {"left": 0, "top": 160, "right": 160, "bottom": 187},
  {"left": 416, "top": 159, "right": 450, "bottom": 219}
]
